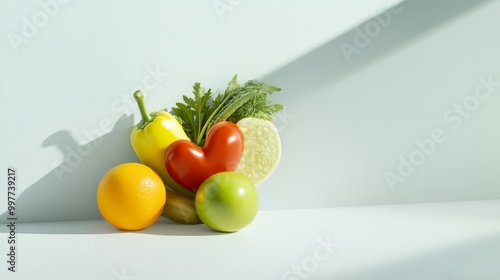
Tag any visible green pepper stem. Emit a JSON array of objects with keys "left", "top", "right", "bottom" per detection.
[{"left": 134, "top": 90, "right": 152, "bottom": 126}]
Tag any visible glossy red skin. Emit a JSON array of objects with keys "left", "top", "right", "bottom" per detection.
[{"left": 164, "top": 121, "right": 244, "bottom": 193}]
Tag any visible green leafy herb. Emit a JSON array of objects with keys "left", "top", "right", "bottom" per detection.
[
  {"left": 169, "top": 75, "right": 282, "bottom": 146},
  {"left": 170, "top": 83, "right": 213, "bottom": 146},
  {"left": 226, "top": 83, "right": 283, "bottom": 123}
]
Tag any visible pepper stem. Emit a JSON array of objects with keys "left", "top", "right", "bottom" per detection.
[{"left": 134, "top": 90, "right": 152, "bottom": 128}]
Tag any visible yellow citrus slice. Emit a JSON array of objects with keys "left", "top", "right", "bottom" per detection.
[{"left": 235, "top": 117, "right": 281, "bottom": 186}]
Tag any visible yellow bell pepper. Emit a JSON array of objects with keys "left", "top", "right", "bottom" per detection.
[{"left": 130, "top": 90, "right": 194, "bottom": 197}]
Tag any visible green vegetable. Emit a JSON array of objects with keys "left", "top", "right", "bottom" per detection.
[
  {"left": 170, "top": 75, "right": 282, "bottom": 146},
  {"left": 227, "top": 90, "right": 283, "bottom": 123}
]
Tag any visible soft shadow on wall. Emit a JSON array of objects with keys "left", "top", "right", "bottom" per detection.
[
  {"left": 0, "top": 115, "right": 139, "bottom": 223},
  {"left": 259, "top": 0, "right": 496, "bottom": 209},
  {"left": 263, "top": 0, "right": 494, "bottom": 105}
]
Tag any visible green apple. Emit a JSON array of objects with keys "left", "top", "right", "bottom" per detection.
[{"left": 195, "top": 172, "right": 258, "bottom": 232}]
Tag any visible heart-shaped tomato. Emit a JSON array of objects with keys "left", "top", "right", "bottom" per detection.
[{"left": 164, "top": 121, "right": 244, "bottom": 193}]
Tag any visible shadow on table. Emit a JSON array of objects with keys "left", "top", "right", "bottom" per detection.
[
  {"left": 0, "top": 218, "right": 225, "bottom": 236},
  {"left": 137, "top": 219, "right": 227, "bottom": 236},
  {"left": 334, "top": 233, "right": 500, "bottom": 280}
]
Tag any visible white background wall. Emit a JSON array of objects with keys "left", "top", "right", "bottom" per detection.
[{"left": 1, "top": 0, "right": 499, "bottom": 222}]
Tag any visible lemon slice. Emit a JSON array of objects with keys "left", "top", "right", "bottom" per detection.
[{"left": 235, "top": 117, "right": 281, "bottom": 186}]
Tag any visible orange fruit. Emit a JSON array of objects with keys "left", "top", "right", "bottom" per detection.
[{"left": 97, "top": 162, "right": 166, "bottom": 231}]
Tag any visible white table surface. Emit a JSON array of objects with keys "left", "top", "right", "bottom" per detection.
[{"left": 1, "top": 200, "right": 499, "bottom": 280}]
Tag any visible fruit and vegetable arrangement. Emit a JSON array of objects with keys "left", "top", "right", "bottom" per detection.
[{"left": 96, "top": 75, "right": 283, "bottom": 232}]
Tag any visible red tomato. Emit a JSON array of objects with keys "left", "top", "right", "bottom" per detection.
[{"left": 164, "top": 121, "right": 244, "bottom": 193}]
